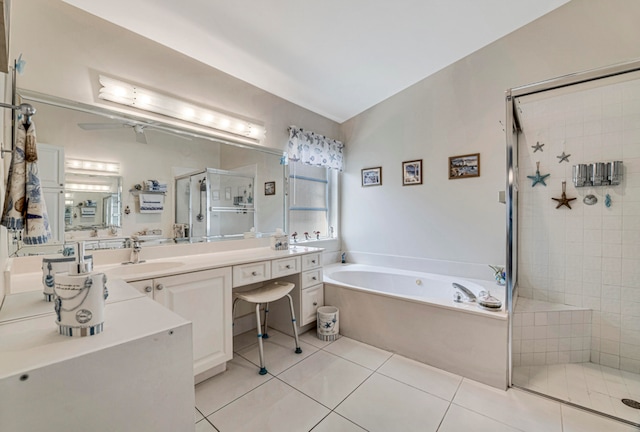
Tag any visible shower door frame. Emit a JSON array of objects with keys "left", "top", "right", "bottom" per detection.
[{"left": 505, "top": 58, "right": 640, "bottom": 388}]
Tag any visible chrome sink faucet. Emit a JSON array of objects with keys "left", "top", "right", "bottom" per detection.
[
  {"left": 452, "top": 283, "right": 477, "bottom": 303},
  {"left": 127, "top": 240, "right": 144, "bottom": 265}
]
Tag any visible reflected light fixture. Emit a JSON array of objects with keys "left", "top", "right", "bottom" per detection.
[
  {"left": 66, "top": 158, "right": 120, "bottom": 174},
  {"left": 98, "top": 75, "right": 266, "bottom": 143},
  {"left": 66, "top": 183, "right": 112, "bottom": 192}
]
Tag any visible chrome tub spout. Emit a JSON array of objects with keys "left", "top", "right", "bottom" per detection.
[{"left": 452, "top": 283, "right": 477, "bottom": 302}]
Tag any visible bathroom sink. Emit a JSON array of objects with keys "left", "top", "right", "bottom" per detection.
[{"left": 104, "top": 261, "right": 186, "bottom": 277}]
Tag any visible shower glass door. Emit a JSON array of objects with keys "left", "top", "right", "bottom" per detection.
[{"left": 508, "top": 62, "right": 640, "bottom": 426}]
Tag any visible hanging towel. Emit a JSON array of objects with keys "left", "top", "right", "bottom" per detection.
[
  {"left": 139, "top": 193, "right": 164, "bottom": 213},
  {"left": 1, "top": 122, "right": 52, "bottom": 244}
]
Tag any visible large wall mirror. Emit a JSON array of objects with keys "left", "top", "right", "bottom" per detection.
[{"left": 8, "top": 90, "right": 286, "bottom": 257}]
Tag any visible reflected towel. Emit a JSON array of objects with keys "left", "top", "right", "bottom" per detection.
[
  {"left": 139, "top": 193, "right": 164, "bottom": 213},
  {"left": 1, "top": 122, "right": 51, "bottom": 243}
]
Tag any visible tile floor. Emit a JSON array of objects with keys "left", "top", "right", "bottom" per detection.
[
  {"left": 513, "top": 363, "right": 640, "bottom": 425},
  {"left": 195, "top": 330, "right": 639, "bottom": 431}
]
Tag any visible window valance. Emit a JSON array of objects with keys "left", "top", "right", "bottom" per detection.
[{"left": 287, "top": 126, "right": 344, "bottom": 171}]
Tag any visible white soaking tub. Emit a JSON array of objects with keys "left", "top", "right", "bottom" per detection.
[{"left": 323, "top": 263, "right": 508, "bottom": 389}]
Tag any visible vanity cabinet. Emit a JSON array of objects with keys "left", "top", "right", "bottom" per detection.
[
  {"left": 128, "top": 267, "right": 233, "bottom": 379},
  {"left": 267, "top": 251, "right": 324, "bottom": 335}
]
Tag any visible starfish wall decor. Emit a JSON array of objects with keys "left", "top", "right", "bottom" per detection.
[
  {"left": 527, "top": 161, "right": 550, "bottom": 187},
  {"left": 557, "top": 151, "right": 571, "bottom": 163},
  {"left": 531, "top": 141, "right": 545, "bottom": 152},
  {"left": 552, "top": 181, "right": 576, "bottom": 209}
]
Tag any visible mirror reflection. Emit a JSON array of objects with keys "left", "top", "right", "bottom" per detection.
[
  {"left": 9, "top": 91, "right": 285, "bottom": 256},
  {"left": 64, "top": 174, "right": 122, "bottom": 230}
]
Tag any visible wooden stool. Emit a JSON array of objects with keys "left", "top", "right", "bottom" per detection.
[{"left": 232, "top": 281, "right": 302, "bottom": 375}]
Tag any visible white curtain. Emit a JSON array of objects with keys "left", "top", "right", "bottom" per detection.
[{"left": 287, "top": 126, "right": 344, "bottom": 171}]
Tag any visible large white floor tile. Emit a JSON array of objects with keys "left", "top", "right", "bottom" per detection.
[
  {"left": 323, "top": 337, "right": 392, "bottom": 370},
  {"left": 236, "top": 330, "right": 318, "bottom": 375},
  {"left": 195, "top": 419, "right": 217, "bottom": 432},
  {"left": 377, "top": 354, "right": 462, "bottom": 401},
  {"left": 439, "top": 404, "right": 522, "bottom": 432},
  {"left": 311, "top": 413, "right": 367, "bottom": 432},
  {"left": 195, "top": 408, "right": 204, "bottom": 422},
  {"left": 453, "top": 379, "right": 562, "bottom": 432},
  {"left": 207, "top": 378, "right": 329, "bottom": 432},
  {"left": 335, "top": 373, "right": 449, "bottom": 432},
  {"left": 233, "top": 330, "right": 259, "bottom": 352},
  {"left": 299, "top": 329, "right": 336, "bottom": 349},
  {"left": 561, "top": 405, "right": 639, "bottom": 432},
  {"left": 279, "top": 350, "right": 372, "bottom": 409},
  {"left": 195, "top": 355, "right": 271, "bottom": 416}
]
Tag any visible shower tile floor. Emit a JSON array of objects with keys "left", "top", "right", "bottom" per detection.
[
  {"left": 194, "top": 329, "right": 637, "bottom": 431},
  {"left": 513, "top": 363, "right": 640, "bottom": 425}
]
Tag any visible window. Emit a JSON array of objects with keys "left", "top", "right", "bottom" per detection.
[{"left": 288, "top": 161, "right": 338, "bottom": 241}]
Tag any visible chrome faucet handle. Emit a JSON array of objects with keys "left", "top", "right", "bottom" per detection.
[{"left": 453, "top": 291, "right": 464, "bottom": 303}]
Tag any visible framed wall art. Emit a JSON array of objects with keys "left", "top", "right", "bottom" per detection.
[
  {"left": 449, "top": 153, "right": 480, "bottom": 179},
  {"left": 402, "top": 159, "right": 422, "bottom": 185},
  {"left": 361, "top": 167, "right": 382, "bottom": 187},
  {"left": 264, "top": 181, "right": 276, "bottom": 195}
]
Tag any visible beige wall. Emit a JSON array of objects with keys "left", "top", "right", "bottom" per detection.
[
  {"left": 8, "top": 0, "right": 341, "bottom": 151},
  {"left": 0, "top": 0, "right": 342, "bottom": 296},
  {"left": 340, "top": 0, "right": 640, "bottom": 270}
]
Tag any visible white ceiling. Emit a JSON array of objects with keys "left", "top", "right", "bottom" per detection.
[{"left": 62, "top": 0, "right": 569, "bottom": 123}]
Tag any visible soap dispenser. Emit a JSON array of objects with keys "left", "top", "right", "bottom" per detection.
[{"left": 54, "top": 242, "right": 109, "bottom": 337}]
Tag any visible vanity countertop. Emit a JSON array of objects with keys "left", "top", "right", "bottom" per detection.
[
  {"left": 6, "top": 245, "right": 324, "bottom": 294},
  {"left": 0, "top": 289, "right": 190, "bottom": 380},
  {"left": 0, "top": 278, "right": 145, "bottom": 324}
]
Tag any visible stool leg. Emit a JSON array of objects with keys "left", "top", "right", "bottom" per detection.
[
  {"left": 255, "top": 303, "right": 268, "bottom": 375},
  {"left": 262, "top": 302, "right": 270, "bottom": 339},
  {"left": 286, "top": 293, "right": 302, "bottom": 354},
  {"left": 232, "top": 298, "right": 240, "bottom": 332}
]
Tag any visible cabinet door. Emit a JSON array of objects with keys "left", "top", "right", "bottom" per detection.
[
  {"left": 42, "top": 188, "right": 65, "bottom": 244},
  {"left": 301, "top": 284, "right": 324, "bottom": 326},
  {"left": 36, "top": 143, "right": 65, "bottom": 188},
  {"left": 154, "top": 268, "right": 233, "bottom": 376}
]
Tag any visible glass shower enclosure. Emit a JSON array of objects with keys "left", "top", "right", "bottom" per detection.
[
  {"left": 175, "top": 167, "right": 255, "bottom": 241},
  {"left": 506, "top": 59, "right": 640, "bottom": 426}
]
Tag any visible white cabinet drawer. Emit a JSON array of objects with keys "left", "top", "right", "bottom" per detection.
[
  {"left": 232, "top": 261, "right": 271, "bottom": 287},
  {"left": 301, "top": 269, "right": 323, "bottom": 289},
  {"left": 271, "top": 256, "right": 301, "bottom": 278},
  {"left": 302, "top": 253, "right": 322, "bottom": 270},
  {"left": 301, "top": 284, "right": 324, "bottom": 326}
]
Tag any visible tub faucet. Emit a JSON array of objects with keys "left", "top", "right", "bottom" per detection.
[{"left": 452, "top": 283, "right": 476, "bottom": 302}]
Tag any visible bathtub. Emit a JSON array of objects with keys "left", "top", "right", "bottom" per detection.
[{"left": 323, "top": 263, "right": 509, "bottom": 389}]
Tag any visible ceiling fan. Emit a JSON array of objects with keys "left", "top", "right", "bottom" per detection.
[{"left": 78, "top": 121, "right": 191, "bottom": 144}]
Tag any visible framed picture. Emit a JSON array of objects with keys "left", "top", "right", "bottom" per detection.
[
  {"left": 225, "top": 187, "right": 232, "bottom": 200},
  {"left": 211, "top": 189, "right": 220, "bottom": 201},
  {"left": 361, "top": 167, "right": 382, "bottom": 187},
  {"left": 402, "top": 159, "right": 422, "bottom": 185},
  {"left": 264, "top": 181, "right": 276, "bottom": 196},
  {"left": 449, "top": 153, "right": 480, "bottom": 179}
]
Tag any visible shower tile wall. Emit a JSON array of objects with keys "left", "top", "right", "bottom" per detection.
[{"left": 517, "top": 76, "right": 640, "bottom": 373}]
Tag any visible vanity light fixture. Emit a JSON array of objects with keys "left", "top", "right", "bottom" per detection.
[
  {"left": 66, "top": 183, "right": 112, "bottom": 192},
  {"left": 66, "top": 158, "right": 120, "bottom": 174},
  {"left": 98, "top": 75, "right": 266, "bottom": 143}
]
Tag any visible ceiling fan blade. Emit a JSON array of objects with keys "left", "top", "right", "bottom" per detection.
[
  {"left": 78, "top": 122, "right": 128, "bottom": 130},
  {"left": 152, "top": 129, "right": 193, "bottom": 141},
  {"left": 135, "top": 130, "right": 148, "bottom": 144}
]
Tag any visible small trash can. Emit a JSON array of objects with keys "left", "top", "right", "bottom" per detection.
[{"left": 317, "top": 306, "right": 340, "bottom": 342}]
